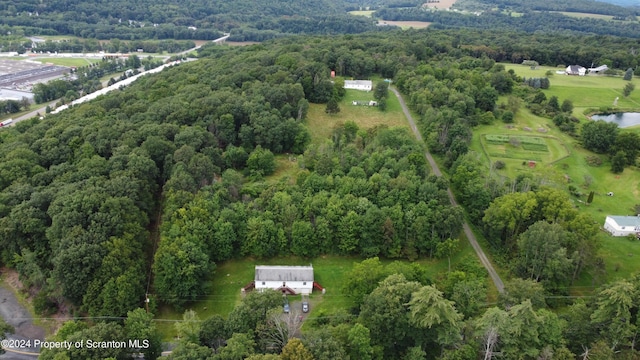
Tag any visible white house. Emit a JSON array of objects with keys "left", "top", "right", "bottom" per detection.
[
  {"left": 254, "top": 265, "right": 315, "bottom": 295},
  {"left": 565, "top": 65, "right": 586, "bottom": 76},
  {"left": 604, "top": 216, "right": 640, "bottom": 237},
  {"left": 344, "top": 80, "right": 372, "bottom": 91}
]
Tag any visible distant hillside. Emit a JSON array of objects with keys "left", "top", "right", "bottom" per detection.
[
  {"left": 596, "top": 0, "right": 639, "bottom": 7},
  {"left": 0, "top": 0, "right": 381, "bottom": 40},
  {"left": 472, "top": 0, "right": 638, "bottom": 16}
]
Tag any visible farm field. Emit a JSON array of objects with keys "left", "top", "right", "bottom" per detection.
[
  {"left": 424, "top": 0, "right": 459, "bottom": 9},
  {"left": 348, "top": 10, "right": 374, "bottom": 17},
  {"left": 503, "top": 63, "right": 640, "bottom": 119},
  {"left": 480, "top": 133, "right": 569, "bottom": 177},
  {"left": 552, "top": 11, "right": 615, "bottom": 20},
  {"left": 471, "top": 65, "right": 640, "bottom": 293},
  {"left": 377, "top": 20, "right": 432, "bottom": 29},
  {"left": 348, "top": 10, "right": 432, "bottom": 28}
]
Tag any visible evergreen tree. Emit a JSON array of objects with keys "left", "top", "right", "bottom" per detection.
[
  {"left": 611, "top": 151, "right": 626, "bottom": 173},
  {"left": 623, "top": 82, "right": 635, "bottom": 97},
  {"left": 623, "top": 68, "right": 633, "bottom": 81},
  {"left": 325, "top": 97, "right": 340, "bottom": 114}
]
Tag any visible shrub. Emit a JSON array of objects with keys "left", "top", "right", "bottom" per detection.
[
  {"left": 568, "top": 185, "right": 582, "bottom": 197},
  {"left": 502, "top": 110, "right": 514, "bottom": 123},
  {"left": 494, "top": 160, "right": 506, "bottom": 169},
  {"left": 585, "top": 155, "right": 602, "bottom": 167}
]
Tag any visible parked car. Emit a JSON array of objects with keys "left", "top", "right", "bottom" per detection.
[
  {"left": 284, "top": 303, "right": 290, "bottom": 313},
  {"left": 302, "top": 301, "right": 309, "bottom": 313}
]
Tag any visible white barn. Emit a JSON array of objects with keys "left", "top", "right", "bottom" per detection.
[
  {"left": 254, "top": 265, "right": 314, "bottom": 295},
  {"left": 344, "top": 80, "right": 372, "bottom": 91},
  {"left": 604, "top": 216, "right": 640, "bottom": 237},
  {"left": 565, "top": 65, "right": 586, "bottom": 76}
]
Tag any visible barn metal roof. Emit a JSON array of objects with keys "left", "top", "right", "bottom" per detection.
[
  {"left": 608, "top": 215, "right": 640, "bottom": 228},
  {"left": 255, "top": 265, "right": 314, "bottom": 282}
]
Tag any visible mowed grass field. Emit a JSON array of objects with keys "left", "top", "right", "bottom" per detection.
[
  {"left": 156, "top": 238, "right": 483, "bottom": 340},
  {"left": 503, "top": 64, "right": 640, "bottom": 119},
  {"left": 306, "top": 87, "right": 409, "bottom": 145},
  {"left": 377, "top": 20, "right": 431, "bottom": 29},
  {"left": 473, "top": 65, "right": 640, "bottom": 292},
  {"left": 31, "top": 57, "right": 99, "bottom": 67},
  {"left": 348, "top": 10, "right": 374, "bottom": 17}
]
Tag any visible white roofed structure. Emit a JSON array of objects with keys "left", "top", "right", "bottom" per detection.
[
  {"left": 254, "top": 265, "right": 315, "bottom": 295},
  {"left": 344, "top": 80, "right": 372, "bottom": 91},
  {"left": 604, "top": 215, "right": 640, "bottom": 237}
]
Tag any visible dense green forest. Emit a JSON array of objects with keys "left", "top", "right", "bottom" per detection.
[
  {"left": 376, "top": 9, "right": 640, "bottom": 38},
  {"left": 467, "top": 0, "right": 638, "bottom": 17},
  {"left": 1, "top": 26, "right": 640, "bottom": 359},
  {"left": 0, "top": 0, "right": 385, "bottom": 41}
]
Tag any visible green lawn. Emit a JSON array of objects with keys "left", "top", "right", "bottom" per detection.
[
  {"left": 480, "top": 133, "right": 570, "bottom": 177},
  {"left": 156, "top": 237, "right": 482, "bottom": 340},
  {"left": 306, "top": 88, "right": 408, "bottom": 145},
  {"left": 469, "top": 65, "right": 640, "bottom": 292},
  {"left": 504, "top": 64, "right": 640, "bottom": 119},
  {"left": 34, "top": 57, "right": 99, "bottom": 67}
]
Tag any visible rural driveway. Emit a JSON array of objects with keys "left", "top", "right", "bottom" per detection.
[
  {"left": 390, "top": 87, "right": 505, "bottom": 293},
  {"left": 0, "top": 282, "right": 44, "bottom": 359}
]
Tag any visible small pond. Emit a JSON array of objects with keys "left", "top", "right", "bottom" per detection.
[{"left": 591, "top": 112, "right": 640, "bottom": 128}]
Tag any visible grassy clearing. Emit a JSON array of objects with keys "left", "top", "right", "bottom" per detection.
[
  {"left": 552, "top": 11, "right": 615, "bottom": 20},
  {"left": 503, "top": 64, "right": 640, "bottom": 118},
  {"left": 349, "top": 10, "right": 374, "bottom": 17},
  {"left": 480, "top": 133, "right": 570, "bottom": 178},
  {"left": 156, "top": 237, "right": 482, "bottom": 340},
  {"left": 266, "top": 155, "right": 301, "bottom": 185},
  {"left": 31, "top": 57, "right": 99, "bottom": 67},
  {"left": 377, "top": 20, "right": 431, "bottom": 29},
  {"left": 471, "top": 66, "right": 640, "bottom": 290},
  {"left": 306, "top": 88, "right": 409, "bottom": 145}
]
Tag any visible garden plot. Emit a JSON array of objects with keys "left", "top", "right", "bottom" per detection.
[{"left": 482, "top": 134, "right": 568, "bottom": 164}]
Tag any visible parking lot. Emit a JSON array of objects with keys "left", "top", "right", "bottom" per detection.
[{"left": 0, "top": 59, "right": 69, "bottom": 91}]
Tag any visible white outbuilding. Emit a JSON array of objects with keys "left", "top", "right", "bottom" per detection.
[
  {"left": 254, "top": 265, "right": 315, "bottom": 295},
  {"left": 604, "top": 215, "right": 640, "bottom": 237},
  {"left": 344, "top": 80, "right": 372, "bottom": 91}
]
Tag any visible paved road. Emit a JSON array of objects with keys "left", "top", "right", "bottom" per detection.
[
  {"left": 391, "top": 87, "right": 505, "bottom": 293},
  {"left": 0, "top": 283, "right": 43, "bottom": 359}
]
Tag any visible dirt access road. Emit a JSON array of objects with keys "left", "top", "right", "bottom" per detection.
[{"left": 390, "top": 87, "right": 505, "bottom": 293}]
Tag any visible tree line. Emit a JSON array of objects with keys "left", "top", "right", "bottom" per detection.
[
  {"left": 1, "top": 28, "right": 640, "bottom": 359},
  {"left": 376, "top": 8, "right": 640, "bottom": 40}
]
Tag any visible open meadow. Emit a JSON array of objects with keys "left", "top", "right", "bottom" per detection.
[
  {"left": 504, "top": 63, "right": 640, "bottom": 119},
  {"left": 29, "top": 57, "right": 99, "bottom": 67},
  {"left": 377, "top": 20, "right": 432, "bottom": 29},
  {"left": 156, "top": 240, "right": 483, "bottom": 339},
  {"left": 306, "top": 87, "right": 409, "bottom": 145},
  {"left": 472, "top": 65, "right": 640, "bottom": 293}
]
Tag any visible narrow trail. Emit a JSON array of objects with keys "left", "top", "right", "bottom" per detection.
[{"left": 390, "top": 87, "right": 505, "bottom": 293}]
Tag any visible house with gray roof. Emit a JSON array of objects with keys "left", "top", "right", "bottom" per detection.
[
  {"left": 254, "top": 265, "right": 315, "bottom": 295},
  {"left": 604, "top": 215, "right": 640, "bottom": 237},
  {"left": 565, "top": 65, "right": 586, "bottom": 76}
]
